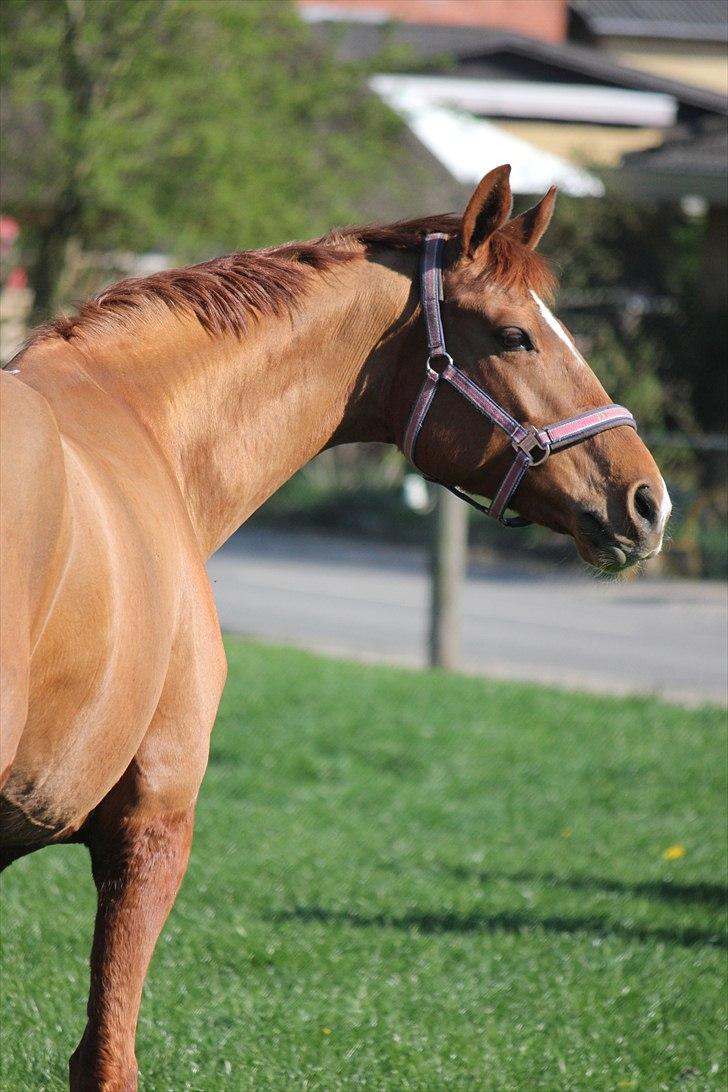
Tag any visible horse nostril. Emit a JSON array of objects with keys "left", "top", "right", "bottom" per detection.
[{"left": 632, "top": 483, "right": 658, "bottom": 529}]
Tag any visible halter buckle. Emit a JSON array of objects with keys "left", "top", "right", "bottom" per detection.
[
  {"left": 426, "top": 352, "right": 453, "bottom": 380},
  {"left": 515, "top": 426, "right": 550, "bottom": 465}
]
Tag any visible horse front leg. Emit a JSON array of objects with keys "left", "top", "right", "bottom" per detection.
[
  {"left": 69, "top": 802, "right": 195, "bottom": 1091},
  {"left": 70, "top": 578, "right": 225, "bottom": 1090}
]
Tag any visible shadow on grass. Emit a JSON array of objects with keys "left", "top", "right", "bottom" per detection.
[
  {"left": 270, "top": 905, "right": 726, "bottom": 949},
  {"left": 441, "top": 865, "right": 728, "bottom": 909}
]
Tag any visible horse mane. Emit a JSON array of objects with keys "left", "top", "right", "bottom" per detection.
[{"left": 30, "top": 213, "right": 555, "bottom": 346}]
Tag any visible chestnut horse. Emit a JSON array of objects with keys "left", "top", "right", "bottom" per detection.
[{"left": 0, "top": 167, "right": 670, "bottom": 1089}]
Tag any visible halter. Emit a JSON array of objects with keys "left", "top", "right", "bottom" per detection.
[{"left": 403, "top": 233, "right": 636, "bottom": 527}]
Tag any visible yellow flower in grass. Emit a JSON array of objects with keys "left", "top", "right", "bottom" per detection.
[
  {"left": 322, "top": 1027, "right": 332, "bottom": 1036},
  {"left": 662, "top": 844, "right": 686, "bottom": 861}
]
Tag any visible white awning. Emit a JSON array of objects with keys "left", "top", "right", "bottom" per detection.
[
  {"left": 370, "top": 75, "right": 677, "bottom": 127},
  {"left": 370, "top": 82, "right": 605, "bottom": 197}
]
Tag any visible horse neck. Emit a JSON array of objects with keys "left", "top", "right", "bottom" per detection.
[{"left": 99, "top": 250, "right": 418, "bottom": 556}]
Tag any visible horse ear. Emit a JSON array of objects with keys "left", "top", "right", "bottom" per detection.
[
  {"left": 503, "top": 186, "right": 557, "bottom": 250},
  {"left": 460, "top": 165, "right": 513, "bottom": 261}
]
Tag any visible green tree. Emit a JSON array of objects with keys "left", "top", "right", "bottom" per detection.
[
  {"left": 1, "top": 0, "right": 404, "bottom": 323},
  {"left": 540, "top": 192, "right": 708, "bottom": 431}
]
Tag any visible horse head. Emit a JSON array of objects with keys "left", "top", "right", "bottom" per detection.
[{"left": 404, "top": 165, "right": 671, "bottom": 572}]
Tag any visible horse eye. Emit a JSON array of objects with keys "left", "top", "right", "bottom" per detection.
[{"left": 499, "top": 327, "right": 531, "bottom": 352}]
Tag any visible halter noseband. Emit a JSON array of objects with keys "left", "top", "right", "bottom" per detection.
[{"left": 403, "top": 233, "right": 636, "bottom": 527}]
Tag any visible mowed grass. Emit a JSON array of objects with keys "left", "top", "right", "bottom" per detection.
[{"left": 1, "top": 639, "right": 726, "bottom": 1092}]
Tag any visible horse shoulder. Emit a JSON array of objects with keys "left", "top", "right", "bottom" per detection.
[
  {"left": 1, "top": 379, "right": 188, "bottom": 840},
  {"left": 0, "top": 373, "right": 71, "bottom": 783}
]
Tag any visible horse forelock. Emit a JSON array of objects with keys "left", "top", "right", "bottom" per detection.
[
  {"left": 483, "top": 231, "right": 557, "bottom": 306},
  {"left": 28, "top": 214, "right": 555, "bottom": 347}
]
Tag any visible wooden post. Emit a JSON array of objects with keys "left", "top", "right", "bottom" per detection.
[{"left": 428, "top": 485, "right": 468, "bottom": 670}]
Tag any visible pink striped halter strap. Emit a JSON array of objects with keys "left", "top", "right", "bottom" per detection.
[{"left": 402, "top": 233, "right": 637, "bottom": 527}]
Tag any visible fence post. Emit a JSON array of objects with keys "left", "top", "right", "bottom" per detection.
[{"left": 428, "top": 485, "right": 468, "bottom": 669}]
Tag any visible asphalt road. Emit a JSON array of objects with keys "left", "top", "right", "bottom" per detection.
[{"left": 208, "top": 528, "right": 727, "bottom": 706}]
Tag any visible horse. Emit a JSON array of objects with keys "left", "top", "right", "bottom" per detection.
[{"left": 0, "top": 166, "right": 671, "bottom": 1089}]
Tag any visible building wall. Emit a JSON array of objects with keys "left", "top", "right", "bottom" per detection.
[
  {"left": 607, "top": 39, "right": 728, "bottom": 96},
  {"left": 495, "top": 121, "right": 664, "bottom": 168},
  {"left": 298, "top": 0, "right": 568, "bottom": 42}
]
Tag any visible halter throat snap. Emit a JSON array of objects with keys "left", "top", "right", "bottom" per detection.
[{"left": 403, "top": 233, "right": 637, "bottom": 527}]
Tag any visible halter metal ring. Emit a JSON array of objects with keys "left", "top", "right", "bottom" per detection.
[
  {"left": 514, "top": 426, "right": 550, "bottom": 465},
  {"left": 426, "top": 352, "right": 453, "bottom": 380}
]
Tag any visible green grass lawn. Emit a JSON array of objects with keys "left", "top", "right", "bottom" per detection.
[{"left": 1, "top": 639, "right": 726, "bottom": 1091}]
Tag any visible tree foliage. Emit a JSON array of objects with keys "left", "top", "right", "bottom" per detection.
[
  {"left": 2, "top": 3, "right": 721, "bottom": 433},
  {"left": 1, "top": 0, "right": 404, "bottom": 320},
  {"left": 540, "top": 192, "right": 710, "bottom": 431}
]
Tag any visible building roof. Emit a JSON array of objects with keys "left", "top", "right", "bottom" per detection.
[
  {"left": 620, "top": 118, "right": 728, "bottom": 202},
  {"left": 570, "top": 0, "right": 728, "bottom": 43},
  {"left": 624, "top": 118, "right": 728, "bottom": 175},
  {"left": 306, "top": 19, "right": 728, "bottom": 121}
]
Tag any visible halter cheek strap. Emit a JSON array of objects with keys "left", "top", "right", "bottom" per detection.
[{"left": 403, "top": 233, "right": 637, "bottom": 527}]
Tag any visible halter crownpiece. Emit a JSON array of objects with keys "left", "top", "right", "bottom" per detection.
[{"left": 403, "top": 233, "right": 637, "bottom": 527}]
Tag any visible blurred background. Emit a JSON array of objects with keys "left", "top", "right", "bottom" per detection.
[{"left": 2, "top": 0, "right": 726, "bottom": 702}]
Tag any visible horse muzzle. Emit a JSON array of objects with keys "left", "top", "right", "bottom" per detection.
[{"left": 574, "top": 478, "right": 671, "bottom": 572}]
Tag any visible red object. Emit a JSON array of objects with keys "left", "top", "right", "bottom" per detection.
[
  {"left": 7, "top": 267, "right": 28, "bottom": 289},
  {"left": 0, "top": 217, "right": 20, "bottom": 244},
  {"left": 298, "top": 0, "right": 568, "bottom": 42}
]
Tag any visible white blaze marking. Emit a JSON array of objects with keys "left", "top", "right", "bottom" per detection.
[
  {"left": 648, "top": 476, "right": 673, "bottom": 555},
  {"left": 657, "top": 475, "right": 672, "bottom": 531},
  {"left": 530, "top": 290, "right": 586, "bottom": 365},
  {"left": 532, "top": 291, "right": 673, "bottom": 551}
]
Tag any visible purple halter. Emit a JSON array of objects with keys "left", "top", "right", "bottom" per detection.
[{"left": 403, "top": 233, "right": 636, "bottom": 527}]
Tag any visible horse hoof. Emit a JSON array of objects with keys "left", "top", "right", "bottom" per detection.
[{"left": 69, "top": 1045, "right": 138, "bottom": 1092}]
